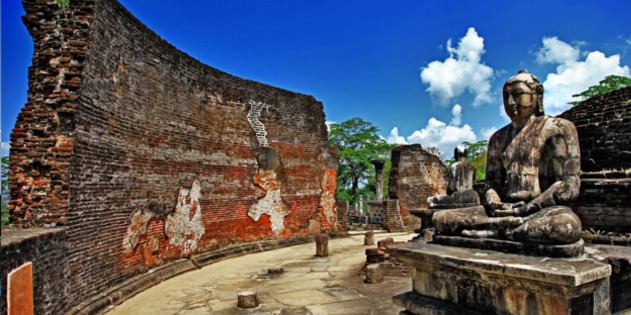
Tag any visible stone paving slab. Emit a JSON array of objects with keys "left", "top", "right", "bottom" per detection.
[{"left": 105, "top": 232, "right": 415, "bottom": 314}]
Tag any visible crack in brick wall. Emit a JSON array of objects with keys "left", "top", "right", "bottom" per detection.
[{"left": 247, "top": 100, "right": 270, "bottom": 147}]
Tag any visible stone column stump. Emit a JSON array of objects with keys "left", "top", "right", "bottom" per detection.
[
  {"left": 315, "top": 234, "right": 329, "bottom": 257},
  {"left": 237, "top": 291, "right": 259, "bottom": 308},
  {"left": 364, "top": 231, "right": 375, "bottom": 245},
  {"left": 365, "top": 263, "right": 383, "bottom": 284}
]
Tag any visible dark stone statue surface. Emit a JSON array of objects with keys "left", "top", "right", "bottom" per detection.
[
  {"left": 428, "top": 147, "right": 480, "bottom": 209},
  {"left": 431, "top": 70, "right": 583, "bottom": 256}
]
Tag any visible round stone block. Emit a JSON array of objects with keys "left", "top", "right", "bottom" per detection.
[
  {"left": 364, "top": 231, "right": 375, "bottom": 245},
  {"left": 237, "top": 291, "right": 259, "bottom": 308}
]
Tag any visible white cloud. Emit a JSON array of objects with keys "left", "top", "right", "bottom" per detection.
[
  {"left": 450, "top": 104, "right": 462, "bottom": 126},
  {"left": 325, "top": 120, "right": 336, "bottom": 132},
  {"left": 536, "top": 37, "right": 579, "bottom": 64},
  {"left": 386, "top": 105, "right": 477, "bottom": 157},
  {"left": 536, "top": 37, "right": 630, "bottom": 115},
  {"left": 420, "top": 27, "right": 494, "bottom": 106},
  {"left": 387, "top": 127, "right": 408, "bottom": 145},
  {"left": 1, "top": 142, "right": 9, "bottom": 157}
]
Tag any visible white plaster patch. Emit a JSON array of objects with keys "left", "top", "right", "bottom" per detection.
[
  {"left": 165, "top": 179, "right": 206, "bottom": 255},
  {"left": 247, "top": 100, "right": 270, "bottom": 147},
  {"left": 247, "top": 170, "right": 290, "bottom": 236}
]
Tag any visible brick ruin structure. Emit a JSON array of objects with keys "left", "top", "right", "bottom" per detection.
[
  {"left": 558, "top": 86, "right": 631, "bottom": 233},
  {"left": 387, "top": 144, "right": 448, "bottom": 226},
  {"left": 2, "top": 0, "right": 339, "bottom": 313}
]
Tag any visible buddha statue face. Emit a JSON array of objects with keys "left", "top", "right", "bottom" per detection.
[{"left": 502, "top": 70, "right": 544, "bottom": 127}]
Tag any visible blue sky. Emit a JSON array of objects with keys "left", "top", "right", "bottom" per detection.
[{"left": 2, "top": 0, "right": 631, "bottom": 158}]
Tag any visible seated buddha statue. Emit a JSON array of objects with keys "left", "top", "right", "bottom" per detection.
[{"left": 431, "top": 70, "right": 582, "bottom": 249}]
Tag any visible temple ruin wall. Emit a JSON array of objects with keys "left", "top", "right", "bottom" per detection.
[
  {"left": 5, "top": 0, "right": 338, "bottom": 312},
  {"left": 559, "top": 87, "right": 631, "bottom": 231}
]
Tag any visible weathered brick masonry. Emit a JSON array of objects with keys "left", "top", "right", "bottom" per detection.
[
  {"left": 558, "top": 87, "right": 631, "bottom": 231},
  {"left": 7, "top": 0, "right": 338, "bottom": 312},
  {"left": 388, "top": 144, "right": 448, "bottom": 219},
  {"left": 558, "top": 86, "right": 631, "bottom": 172}
]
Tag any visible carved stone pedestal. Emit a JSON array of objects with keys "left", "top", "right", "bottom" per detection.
[{"left": 389, "top": 242, "right": 612, "bottom": 315}]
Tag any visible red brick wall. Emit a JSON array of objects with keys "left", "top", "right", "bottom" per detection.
[
  {"left": 388, "top": 144, "right": 448, "bottom": 217},
  {"left": 10, "top": 0, "right": 338, "bottom": 309}
]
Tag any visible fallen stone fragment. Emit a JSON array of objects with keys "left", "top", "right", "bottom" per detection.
[
  {"left": 365, "top": 263, "right": 383, "bottom": 284},
  {"left": 237, "top": 291, "right": 258, "bottom": 308},
  {"left": 268, "top": 266, "right": 284, "bottom": 274}
]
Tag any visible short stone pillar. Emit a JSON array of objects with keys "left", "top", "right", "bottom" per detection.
[
  {"left": 371, "top": 159, "right": 385, "bottom": 200},
  {"left": 315, "top": 234, "right": 329, "bottom": 257},
  {"left": 365, "top": 263, "right": 383, "bottom": 284},
  {"left": 364, "top": 231, "right": 375, "bottom": 245},
  {"left": 237, "top": 291, "right": 259, "bottom": 308}
]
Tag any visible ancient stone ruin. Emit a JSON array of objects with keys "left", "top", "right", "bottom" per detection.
[
  {"left": 2, "top": 0, "right": 338, "bottom": 314},
  {"left": 3, "top": 0, "right": 631, "bottom": 314},
  {"left": 388, "top": 144, "right": 448, "bottom": 229}
]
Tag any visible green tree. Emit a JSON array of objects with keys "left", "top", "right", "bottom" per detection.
[
  {"left": 569, "top": 75, "right": 631, "bottom": 105},
  {"left": 328, "top": 118, "right": 395, "bottom": 204},
  {"left": 1, "top": 156, "right": 9, "bottom": 225}
]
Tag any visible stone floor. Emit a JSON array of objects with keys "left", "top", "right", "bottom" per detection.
[{"left": 105, "top": 232, "right": 415, "bottom": 315}]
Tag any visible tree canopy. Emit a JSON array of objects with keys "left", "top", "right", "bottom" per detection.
[
  {"left": 328, "top": 117, "right": 395, "bottom": 204},
  {"left": 569, "top": 75, "right": 631, "bottom": 105}
]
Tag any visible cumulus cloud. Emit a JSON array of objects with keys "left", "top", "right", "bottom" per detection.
[
  {"left": 386, "top": 105, "right": 477, "bottom": 157},
  {"left": 449, "top": 104, "right": 462, "bottom": 126},
  {"left": 420, "top": 27, "right": 494, "bottom": 106},
  {"left": 536, "top": 37, "right": 630, "bottom": 115},
  {"left": 536, "top": 37, "right": 579, "bottom": 65},
  {"left": 387, "top": 127, "right": 408, "bottom": 145}
]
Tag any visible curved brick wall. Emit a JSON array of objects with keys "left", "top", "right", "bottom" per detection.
[
  {"left": 558, "top": 86, "right": 631, "bottom": 172},
  {"left": 8, "top": 0, "right": 338, "bottom": 310}
]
